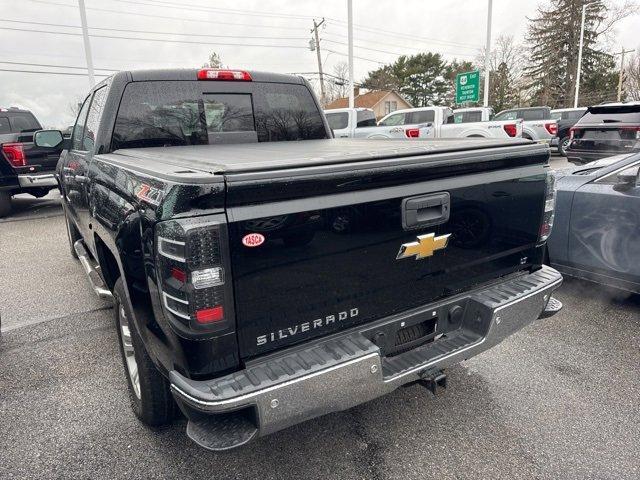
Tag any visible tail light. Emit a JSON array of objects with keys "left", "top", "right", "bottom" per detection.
[
  {"left": 2, "top": 142, "right": 26, "bottom": 167},
  {"left": 544, "top": 122, "right": 558, "bottom": 136},
  {"left": 620, "top": 126, "right": 640, "bottom": 140},
  {"left": 405, "top": 128, "right": 420, "bottom": 138},
  {"left": 155, "top": 216, "right": 234, "bottom": 334},
  {"left": 503, "top": 124, "right": 518, "bottom": 137},
  {"left": 197, "top": 69, "right": 252, "bottom": 81},
  {"left": 539, "top": 172, "right": 556, "bottom": 242}
]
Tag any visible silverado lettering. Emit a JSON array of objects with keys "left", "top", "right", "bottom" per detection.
[{"left": 256, "top": 308, "right": 360, "bottom": 346}]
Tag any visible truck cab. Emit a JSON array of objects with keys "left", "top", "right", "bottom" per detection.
[{"left": 324, "top": 107, "right": 377, "bottom": 138}]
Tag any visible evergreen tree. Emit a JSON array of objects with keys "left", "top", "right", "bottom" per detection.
[
  {"left": 525, "top": 0, "right": 624, "bottom": 108},
  {"left": 362, "top": 52, "right": 450, "bottom": 106},
  {"left": 490, "top": 62, "right": 520, "bottom": 112}
]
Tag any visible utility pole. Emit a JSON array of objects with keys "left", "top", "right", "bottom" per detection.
[
  {"left": 311, "top": 18, "right": 326, "bottom": 105},
  {"left": 347, "top": 0, "right": 354, "bottom": 109},
  {"left": 616, "top": 47, "right": 634, "bottom": 102},
  {"left": 78, "top": 0, "right": 95, "bottom": 88},
  {"left": 483, "top": 0, "right": 493, "bottom": 107},
  {"left": 574, "top": 3, "right": 588, "bottom": 108}
]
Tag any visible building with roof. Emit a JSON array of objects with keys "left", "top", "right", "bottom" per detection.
[{"left": 324, "top": 88, "right": 413, "bottom": 120}]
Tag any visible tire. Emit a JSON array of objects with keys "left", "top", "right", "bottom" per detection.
[
  {"left": 0, "top": 190, "right": 12, "bottom": 218},
  {"left": 64, "top": 211, "right": 81, "bottom": 259},
  {"left": 113, "top": 278, "right": 175, "bottom": 427},
  {"left": 558, "top": 136, "right": 571, "bottom": 157}
]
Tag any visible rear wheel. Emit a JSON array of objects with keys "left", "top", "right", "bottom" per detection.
[
  {"left": 0, "top": 190, "right": 12, "bottom": 218},
  {"left": 113, "top": 278, "right": 175, "bottom": 426},
  {"left": 558, "top": 136, "right": 571, "bottom": 156}
]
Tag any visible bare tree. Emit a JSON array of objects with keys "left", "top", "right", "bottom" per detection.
[
  {"left": 624, "top": 49, "right": 640, "bottom": 101},
  {"left": 326, "top": 62, "right": 350, "bottom": 102}
]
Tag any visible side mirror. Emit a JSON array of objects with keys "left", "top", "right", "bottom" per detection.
[
  {"left": 34, "top": 129, "right": 64, "bottom": 148},
  {"left": 614, "top": 166, "right": 640, "bottom": 191}
]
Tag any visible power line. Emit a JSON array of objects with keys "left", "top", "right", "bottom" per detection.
[
  {"left": 110, "top": 0, "right": 316, "bottom": 21},
  {"left": 0, "top": 60, "right": 117, "bottom": 71},
  {"left": 323, "top": 38, "right": 475, "bottom": 59},
  {"left": 0, "top": 18, "right": 308, "bottom": 40},
  {"left": 0, "top": 67, "right": 109, "bottom": 77},
  {"left": 0, "top": 25, "right": 308, "bottom": 49},
  {"left": 22, "top": 0, "right": 310, "bottom": 30},
  {"left": 324, "top": 49, "right": 385, "bottom": 65},
  {"left": 325, "top": 20, "right": 479, "bottom": 50}
]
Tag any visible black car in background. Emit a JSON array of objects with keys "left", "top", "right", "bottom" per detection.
[
  {"left": 566, "top": 103, "right": 640, "bottom": 165},
  {"left": 0, "top": 107, "right": 64, "bottom": 217},
  {"left": 551, "top": 108, "right": 587, "bottom": 156}
]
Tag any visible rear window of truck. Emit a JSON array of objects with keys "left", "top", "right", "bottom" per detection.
[
  {"left": 111, "top": 81, "right": 327, "bottom": 149},
  {"left": 326, "top": 112, "right": 348, "bottom": 130},
  {"left": 0, "top": 112, "right": 41, "bottom": 133}
]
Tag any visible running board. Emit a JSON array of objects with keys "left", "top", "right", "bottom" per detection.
[{"left": 73, "top": 240, "right": 113, "bottom": 300}]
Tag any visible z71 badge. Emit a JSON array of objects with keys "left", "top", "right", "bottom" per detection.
[{"left": 135, "top": 183, "right": 164, "bottom": 206}]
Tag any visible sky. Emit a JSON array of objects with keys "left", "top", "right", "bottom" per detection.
[{"left": 0, "top": 0, "right": 638, "bottom": 128}]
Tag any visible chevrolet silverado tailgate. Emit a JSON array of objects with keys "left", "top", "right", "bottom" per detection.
[{"left": 223, "top": 141, "right": 550, "bottom": 358}]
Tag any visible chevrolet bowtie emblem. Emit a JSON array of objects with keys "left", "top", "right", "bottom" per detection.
[{"left": 396, "top": 233, "right": 451, "bottom": 260}]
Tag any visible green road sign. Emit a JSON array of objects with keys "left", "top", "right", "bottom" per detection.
[{"left": 455, "top": 70, "right": 480, "bottom": 104}]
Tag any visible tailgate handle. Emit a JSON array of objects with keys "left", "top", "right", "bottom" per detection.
[{"left": 402, "top": 192, "right": 450, "bottom": 230}]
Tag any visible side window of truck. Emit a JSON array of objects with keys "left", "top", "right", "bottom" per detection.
[
  {"left": 379, "top": 113, "right": 405, "bottom": 126},
  {"left": 0, "top": 117, "right": 10, "bottom": 134},
  {"left": 356, "top": 110, "right": 376, "bottom": 127},
  {"left": 326, "top": 112, "right": 348, "bottom": 130},
  {"left": 83, "top": 86, "right": 108, "bottom": 152},
  {"left": 72, "top": 95, "right": 92, "bottom": 151},
  {"left": 409, "top": 111, "right": 434, "bottom": 124},
  {"left": 495, "top": 110, "right": 517, "bottom": 121}
]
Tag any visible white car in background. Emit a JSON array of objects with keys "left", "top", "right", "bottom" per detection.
[{"left": 325, "top": 106, "right": 522, "bottom": 140}]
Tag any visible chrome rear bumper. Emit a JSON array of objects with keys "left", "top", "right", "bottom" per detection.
[
  {"left": 17, "top": 173, "right": 57, "bottom": 188},
  {"left": 171, "top": 265, "right": 562, "bottom": 451}
]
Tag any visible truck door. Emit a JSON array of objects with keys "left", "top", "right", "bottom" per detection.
[
  {"left": 62, "top": 86, "right": 108, "bottom": 243},
  {"left": 61, "top": 94, "right": 91, "bottom": 233},
  {"left": 568, "top": 160, "right": 640, "bottom": 289}
]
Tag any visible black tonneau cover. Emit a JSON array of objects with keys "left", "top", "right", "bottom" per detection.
[{"left": 111, "top": 138, "right": 536, "bottom": 176}]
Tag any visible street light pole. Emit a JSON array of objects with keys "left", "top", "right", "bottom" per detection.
[
  {"left": 347, "top": 0, "right": 354, "bottom": 109},
  {"left": 78, "top": 0, "right": 95, "bottom": 88},
  {"left": 483, "top": 0, "right": 493, "bottom": 107},
  {"left": 574, "top": 3, "right": 587, "bottom": 108}
]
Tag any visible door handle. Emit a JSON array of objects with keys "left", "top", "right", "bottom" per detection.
[{"left": 402, "top": 192, "right": 450, "bottom": 230}]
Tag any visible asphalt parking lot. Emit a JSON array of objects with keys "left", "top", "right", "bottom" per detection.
[{"left": 1, "top": 155, "right": 639, "bottom": 480}]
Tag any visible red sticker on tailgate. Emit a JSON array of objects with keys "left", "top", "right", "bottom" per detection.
[{"left": 242, "top": 233, "right": 265, "bottom": 247}]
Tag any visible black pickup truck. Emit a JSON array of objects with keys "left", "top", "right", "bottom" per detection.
[
  {"left": 0, "top": 107, "right": 63, "bottom": 216},
  {"left": 37, "top": 68, "right": 562, "bottom": 451}
]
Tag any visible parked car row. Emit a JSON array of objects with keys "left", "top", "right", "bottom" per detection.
[
  {"left": 325, "top": 102, "right": 640, "bottom": 163},
  {"left": 325, "top": 106, "right": 523, "bottom": 140}
]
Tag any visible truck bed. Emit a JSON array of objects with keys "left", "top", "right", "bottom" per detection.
[{"left": 107, "top": 138, "right": 537, "bottom": 179}]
